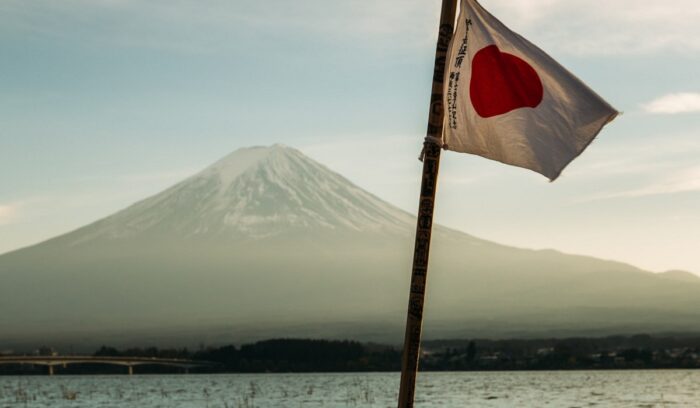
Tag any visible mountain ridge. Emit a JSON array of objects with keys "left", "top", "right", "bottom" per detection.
[
  {"left": 658, "top": 269, "right": 700, "bottom": 283},
  {"left": 2, "top": 144, "right": 699, "bottom": 347},
  {"left": 45, "top": 144, "right": 419, "bottom": 247}
]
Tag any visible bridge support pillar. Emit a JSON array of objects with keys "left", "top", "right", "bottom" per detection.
[
  {"left": 48, "top": 365, "right": 54, "bottom": 376},
  {"left": 128, "top": 365, "right": 133, "bottom": 375}
]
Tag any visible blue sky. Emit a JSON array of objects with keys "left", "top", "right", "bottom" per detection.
[{"left": 1, "top": 0, "right": 699, "bottom": 273}]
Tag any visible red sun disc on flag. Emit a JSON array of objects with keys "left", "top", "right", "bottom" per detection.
[{"left": 469, "top": 45, "right": 544, "bottom": 118}]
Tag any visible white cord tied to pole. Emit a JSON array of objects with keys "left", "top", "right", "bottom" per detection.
[{"left": 418, "top": 135, "right": 445, "bottom": 161}]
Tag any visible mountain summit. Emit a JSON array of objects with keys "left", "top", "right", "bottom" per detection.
[
  {"left": 2, "top": 145, "right": 700, "bottom": 348},
  {"left": 60, "top": 145, "right": 413, "bottom": 246}
]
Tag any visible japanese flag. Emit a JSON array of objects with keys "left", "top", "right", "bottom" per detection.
[{"left": 443, "top": 0, "right": 618, "bottom": 181}]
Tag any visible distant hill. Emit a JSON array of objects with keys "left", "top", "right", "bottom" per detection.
[
  {"left": 658, "top": 270, "right": 700, "bottom": 283},
  {"left": 2, "top": 145, "right": 700, "bottom": 348}
]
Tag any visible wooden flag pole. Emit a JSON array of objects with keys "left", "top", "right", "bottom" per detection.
[{"left": 397, "top": 0, "right": 457, "bottom": 407}]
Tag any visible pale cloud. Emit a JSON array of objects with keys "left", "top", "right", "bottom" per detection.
[
  {"left": 0, "top": 167, "right": 196, "bottom": 224},
  {"left": 567, "top": 130, "right": 700, "bottom": 178},
  {"left": 0, "top": 0, "right": 441, "bottom": 53},
  {"left": 113, "top": 0, "right": 700, "bottom": 56},
  {"left": 567, "top": 130, "right": 700, "bottom": 202},
  {"left": 4, "top": 0, "right": 698, "bottom": 56},
  {"left": 643, "top": 93, "right": 700, "bottom": 114},
  {"left": 486, "top": 0, "right": 700, "bottom": 55},
  {"left": 0, "top": 166, "right": 199, "bottom": 253},
  {"left": 593, "top": 165, "right": 700, "bottom": 200},
  {"left": 0, "top": 204, "right": 19, "bottom": 225}
]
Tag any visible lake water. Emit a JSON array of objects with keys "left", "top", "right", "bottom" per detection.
[{"left": 1, "top": 371, "right": 699, "bottom": 407}]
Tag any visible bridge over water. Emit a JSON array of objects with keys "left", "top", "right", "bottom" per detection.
[{"left": 0, "top": 356, "right": 216, "bottom": 375}]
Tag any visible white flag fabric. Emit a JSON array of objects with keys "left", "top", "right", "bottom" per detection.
[{"left": 443, "top": 0, "right": 618, "bottom": 181}]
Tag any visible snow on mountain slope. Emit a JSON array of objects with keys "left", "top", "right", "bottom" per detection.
[{"left": 64, "top": 145, "right": 415, "bottom": 245}]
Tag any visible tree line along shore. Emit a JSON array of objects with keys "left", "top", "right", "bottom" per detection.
[{"left": 2, "top": 334, "right": 700, "bottom": 375}]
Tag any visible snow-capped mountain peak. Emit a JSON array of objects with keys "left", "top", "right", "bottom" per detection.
[{"left": 65, "top": 145, "right": 414, "bottom": 244}]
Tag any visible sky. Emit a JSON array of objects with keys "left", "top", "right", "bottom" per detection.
[{"left": 1, "top": 0, "right": 699, "bottom": 274}]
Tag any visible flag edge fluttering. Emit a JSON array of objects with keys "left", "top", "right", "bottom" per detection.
[{"left": 442, "top": 0, "right": 620, "bottom": 182}]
